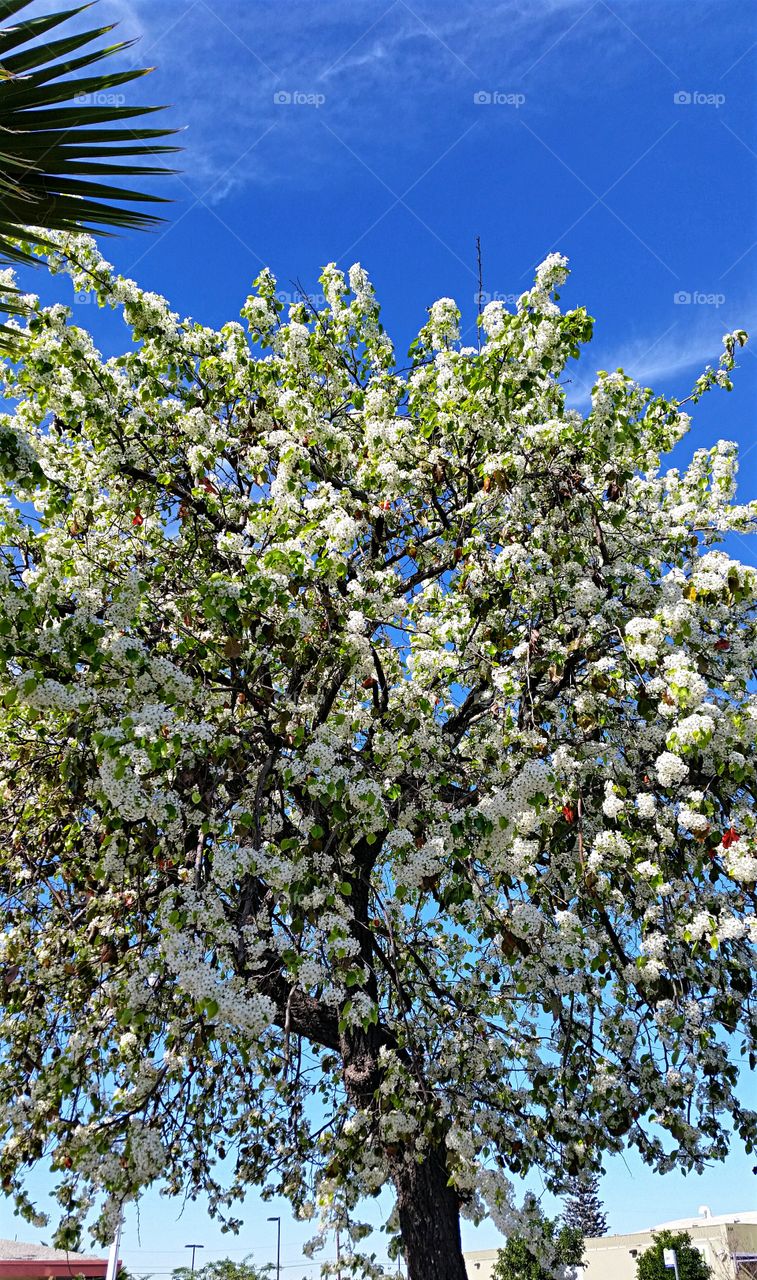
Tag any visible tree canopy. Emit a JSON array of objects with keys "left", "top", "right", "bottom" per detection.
[
  {"left": 171, "top": 1256, "right": 273, "bottom": 1280},
  {"left": 562, "top": 1172, "right": 607, "bottom": 1237},
  {"left": 493, "top": 1202, "right": 583, "bottom": 1280},
  {"left": 0, "top": 234, "right": 754, "bottom": 1280},
  {"left": 636, "top": 1230, "right": 712, "bottom": 1280}
]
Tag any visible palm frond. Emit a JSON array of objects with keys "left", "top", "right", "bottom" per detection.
[{"left": 0, "top": 0, "right": 181, "bottom": 348}]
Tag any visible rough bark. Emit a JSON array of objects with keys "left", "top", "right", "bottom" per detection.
[{"left": 391, "top": 1145, "right": 468, "bottom": 1280}]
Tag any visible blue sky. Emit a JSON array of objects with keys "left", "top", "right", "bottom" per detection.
[{"left": 6, "top": 0, "right": 757, "bottom": 1272}]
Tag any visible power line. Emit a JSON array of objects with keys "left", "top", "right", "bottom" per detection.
[
  {"left": 120, "top": 1256, "right": 340, "bottom": 1273},
  {"left": 121, "top": 1267, "right": 325, "bottom": 1276},
  {"left": 121, "top": 1256, "right": 322, "bottom": 1266}
]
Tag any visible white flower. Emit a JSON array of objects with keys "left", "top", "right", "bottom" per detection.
[
  {"left": 666, "top": 713, "right": 715, "bottom": 750},
  {"left": 482, "top": 300, "right": 508, "bottom": 336},
  {"left": 428, "top": 297, "right": 460, "bottom": 346},
  {"left": 602, "top": 780, "right": 625, "bottom": 819},
  {"left": 655, "top": 751, "right": 688, "bottom": 788},
  {"left": 625, "top": 617, "right": 663, "bottom": 663},
  {"left": 677, "top": 806, "right": 710, "bottom": 837}
]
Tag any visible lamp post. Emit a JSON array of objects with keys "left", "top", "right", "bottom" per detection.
[
  {"left": 185, "top": 1245, "right": 204, "bottom": 1273},
  {"left": 267, "top": 1217, "right": 281, "bottom": 1280}
]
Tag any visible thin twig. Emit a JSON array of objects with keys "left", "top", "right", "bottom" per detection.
[{"left": 476, "top": 235, "right": 483, "bottom": 351}]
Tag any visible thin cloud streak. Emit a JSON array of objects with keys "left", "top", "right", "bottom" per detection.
[
  {"left": 565, "top": 307, "right": 756, "bottom": 406},
  {"left": 87, "top": 0, "right": 644, "bottom": 197}
]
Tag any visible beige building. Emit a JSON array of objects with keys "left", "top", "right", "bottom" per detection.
[
  {"left": 464, "top": 1209, "right": 757, "bottom": 1280},
  {"left": 464, "top": 1249, "right": 498, "bottom": 1280}
]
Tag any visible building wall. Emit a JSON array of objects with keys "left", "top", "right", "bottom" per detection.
[
  {"left": 0, "top": 1273, "right": 108, "bottom": 1280},
  {"left": 463, "top": 1249, "right": 498, "bottom": 1280},
  {"left": 464, "top": 1222, "right": 757, "bottom": 1280},
  {"left": 726, "top": 1224, "right": 757, "bottom": 1279},
  {"left": 579, "top": 1224, "right": 734, "bottom": 1280}
]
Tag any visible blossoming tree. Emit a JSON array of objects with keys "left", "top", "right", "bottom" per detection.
[{"left": 0, "top": 237, "right": 755, "bottom": 1280}]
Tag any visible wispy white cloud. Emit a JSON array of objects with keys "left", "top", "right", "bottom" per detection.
[
  {"left": 565, "top": 301, "right": 756, "bottom": 405},
  {"left": 84, "top": 0, "right": 639, "bottom": 199}
]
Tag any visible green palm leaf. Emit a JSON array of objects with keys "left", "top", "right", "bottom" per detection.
[{"left": 0, "top": 0, "right": 181, "bottom": 346}]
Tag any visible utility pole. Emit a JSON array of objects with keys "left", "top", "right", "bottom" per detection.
[
  {"left": 267, "top": 1217, "right": 281, "bottom": 1280},
  {"left": 185, "top": 1245, "right": 204, "bottom": 1273}
]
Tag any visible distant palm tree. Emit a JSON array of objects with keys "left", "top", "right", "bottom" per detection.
[{"left": 0, "top": 0, "right": 180, "bottom": 341}]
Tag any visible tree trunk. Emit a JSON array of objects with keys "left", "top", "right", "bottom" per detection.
[
  {"left": 337, "top": 840, "right": 468, "bottom": 1277},
  {"left": 391, "top": 1145, "right": 468, "bottom": 1280}
]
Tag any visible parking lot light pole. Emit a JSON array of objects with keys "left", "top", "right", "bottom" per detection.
[
  {"left": 267, "top": 1217, "right": 281, "bottom": 1280},
  {"left": 185, "top": 1245, "right": 204, "bottom": 1273}
]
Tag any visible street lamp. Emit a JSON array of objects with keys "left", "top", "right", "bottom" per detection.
[
  {"left": 185, "top": 1245, "right": 204, "bottom": 1273},
  {"left": 267, "top": 1217, "right": 281, "bottom": 1280}
]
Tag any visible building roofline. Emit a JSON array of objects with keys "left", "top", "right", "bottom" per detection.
[{"left": 0, "top": 1265, "right": 108, "bottom": 1278}]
